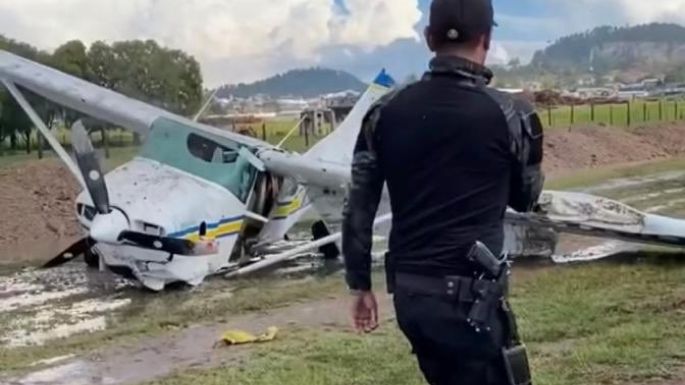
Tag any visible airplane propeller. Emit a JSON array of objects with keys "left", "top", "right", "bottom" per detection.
[
  {"left": 42, "top": 121, "right": 216, "bottom": 269},
  {"left": 42, "top": 237, "right": 94, "bottom": 268},
  {"left": 71, "top": 120, "right": 110, "bottom": 215}
]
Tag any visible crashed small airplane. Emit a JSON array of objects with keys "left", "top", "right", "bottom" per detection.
[{"left": 2, "top": 49, "right": 685, "bottom": 291}]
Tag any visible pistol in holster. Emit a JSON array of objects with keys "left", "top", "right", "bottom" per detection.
[{"left": 466, "top": 241, "right": 533, "bottom": 385}]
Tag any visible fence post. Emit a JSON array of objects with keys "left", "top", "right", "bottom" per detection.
[
  {"left": 37, "top": 133, "right": 44, "bottom": 159},
  {"left": 103, "top": 127, "right": 110, "bottom": 159},
  {"left": 675, "top": 102, "right": 679, "bottom": 122},
  {"left": 304, "top": 126, "right": 310, "bottom": 148},
  {"left": 590, "top": 103, "right": 595, "bottom": 122},
  {"left": 659, "top": 100, "right": 663, "bottom": 121},
  {"left": 643, "top": 102, "right": 648, "bottom": 122},
  {"left": 262, "top": 122, "right": 267, "bottom": 141},
  {"left": 627, "top": 101, "right": 632, "bottom": 126},
  {"left": 610, "top": 105, "right": 614, "bottom": 126},
  {"left": 570, "top": 104, "right": 575, "bottom": 127},
  {"left": 547, "top": 106, "right": 552, "bottom": 127}
]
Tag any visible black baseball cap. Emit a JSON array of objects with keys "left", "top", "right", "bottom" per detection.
[{"left": 428, "top": 0, "right": 497, "bottom": 44}]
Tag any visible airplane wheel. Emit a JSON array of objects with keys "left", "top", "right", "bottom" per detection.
[{"left": 84, "top": 248, "right": 100, "bottom": 269}]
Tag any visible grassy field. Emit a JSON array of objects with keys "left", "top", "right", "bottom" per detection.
[
  {"left": 144, "top": 256, "right": 685, "bottom": 385},
  {"left": 2, "top": 98, "right": 685, "bottom": 165},
  {"left": 541, "top": 99, "right": 685, "bottom": 129},
  {"left": 0, "top": 119, "right": 326, "bottom": 167}
]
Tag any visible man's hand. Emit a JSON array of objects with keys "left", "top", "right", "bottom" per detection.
[{"left": 350, "top": 291, "right": 379, "bottom": 334}]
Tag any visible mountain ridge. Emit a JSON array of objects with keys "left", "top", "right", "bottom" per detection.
[{"left": 216, "top": 67, "right": 367, "bottom": 99}]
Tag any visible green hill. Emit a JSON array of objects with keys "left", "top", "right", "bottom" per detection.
[
  {"left": 530, "top": 23, "right": 685, "bottom": 76},
  {"left": 216, "top": 68, "right": 366, "bottom": 99}
]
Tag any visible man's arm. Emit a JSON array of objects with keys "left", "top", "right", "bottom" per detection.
[
  {"left": 508, "top": 100, "right": 545, "bottom": 213},
  {"left": 342, "top": 106, "right": 385, "bottom": 292}
]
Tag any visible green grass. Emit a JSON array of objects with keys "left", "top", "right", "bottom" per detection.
[
  {"left": 146, "top": 256, "right": 685, "bottom": 385},
  {"left": 0, "top": 146, "right": 140, "bottom": 171},
  {"left": 546, "top": 157, "right": 685, "bottom": 190},
  {"left": 0, "top": 118, "right": 325, "bottom": 168},
  {"left": 540, "top": 99, "right": 685, "bottom": 129}
]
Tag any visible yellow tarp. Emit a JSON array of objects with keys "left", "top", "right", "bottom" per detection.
[{"left": 220, "top": 326, "right": 279, "bottom": 346}]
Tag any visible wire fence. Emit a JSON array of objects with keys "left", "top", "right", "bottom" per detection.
[{"left": 539, "top": 98, "right": 685, "bottom": 129}]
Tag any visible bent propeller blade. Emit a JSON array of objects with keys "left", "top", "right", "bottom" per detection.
[
  {"left": 42, "top": 238, "right": 91, "bottom": 268},
  {"left": 71, "top": 120, "right": 110, "bottom": 214}
]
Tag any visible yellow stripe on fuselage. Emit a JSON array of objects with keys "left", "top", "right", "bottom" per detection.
[
  {"left": 185, "top": 220, "right": 243, "bottom": 242},
  {"left": 273, "top": 198, "right": 303, "bottom": 219}
]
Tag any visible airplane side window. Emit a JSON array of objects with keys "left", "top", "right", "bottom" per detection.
[{"left": 187, "top": 133, "right": 237, "bottom": 164}]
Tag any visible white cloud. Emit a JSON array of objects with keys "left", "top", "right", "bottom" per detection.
[
  {"left": 0, "top": 0, "right": 422, "bottom": 86},
  {"left": 606, "top": 0, "right": 685, "bottom": 23}
]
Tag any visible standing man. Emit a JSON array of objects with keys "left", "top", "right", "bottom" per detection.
[{"left": 341, "top": 0, "right": 544, "bottom": 384}]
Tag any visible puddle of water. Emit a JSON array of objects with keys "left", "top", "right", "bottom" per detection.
[
  {"left": 553, "top": 241, "right": 640, "bottom": 263},
  {"left": 9, "top": 359, "right": 115, "bottom": 385},
  {"left": 0, "top": 266, "right": 133, "bottom": 348},
  {"left": 582, "top": 171, "right": 685, "bottom": 193}
]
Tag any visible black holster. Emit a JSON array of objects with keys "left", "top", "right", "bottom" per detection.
[
  {"left": 467, "top": 242, "right": 532, "bottom": 385},
  {"left": 501, "top": 300, "right": 532, "bottom": 385}
]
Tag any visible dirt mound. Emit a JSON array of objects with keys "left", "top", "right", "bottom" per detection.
[
  {"left": 0, "top": 160, "right": 81, "bottom": 265},
  {"left": 543, "top": 125, "right": 674, "bottom": 174}
]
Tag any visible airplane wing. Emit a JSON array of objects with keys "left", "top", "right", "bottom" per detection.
[
  {"left": 0, "top": 49, "right": 268, "bottom": 148},
  {"left": 507, "top": 191, "right": 685, "bottom": 248}
]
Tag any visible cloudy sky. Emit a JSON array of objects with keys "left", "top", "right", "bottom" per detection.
[{"left": 1, "top": 0, "right": 684, "bottom": 86}]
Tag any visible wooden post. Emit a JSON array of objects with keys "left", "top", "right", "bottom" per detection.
[
  {"left": 262, "top": 122, "right": 267, "bottom": 141},
  {"left": 643, "top": 102, "right": 648, "bottom": 122},
  {"left": 675, "top": 102, "right": 679, "bottom": 121},
  {"left": 547, "top": 106, "right": 552, "bottom": 127},
  {"left": 37, "top": 133, "right": 43, "bottom": 159},
  {"left": 659, "top": 100, "right": 663, "bottom": 121},
  {"left": 590, "top": 103, "right": 595, "bottom": 122},
  {"left": 304, "top": 126, "right": 310, "bottom": 148},
  {"left": 102, "top": 127, "right": 110, "bottom": 159},
  {"left": 570, "top": 104, "right": 575, "bottom": 126},
  {"left": 627, "top": 101, "right": 632, "bottom": 126},
  {"left": 610, "top": 104, "right": 614, "bottom": 126}
]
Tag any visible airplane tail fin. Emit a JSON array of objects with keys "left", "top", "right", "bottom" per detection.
[{"left": 303, "top": 69, "right": 396, "bottom": 165}]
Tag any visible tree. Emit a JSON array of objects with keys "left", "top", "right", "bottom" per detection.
[
  {"left": 88, "top": 40, "right": 203, "bottom": 116},
  {"left": 0, "top": 94, "right": 33, "bottom": 154},
  {"left": 508, "top": 58, "right": 521, "bottom": 69},
  {"left": 52, "top": 40, "right": 89, "bottom": 78},
  {"left": 0, "top": 35, "right": 51, "bottom": 155}
]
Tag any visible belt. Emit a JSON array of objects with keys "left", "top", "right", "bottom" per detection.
[{"left": 395, "top": 272, "right": 496, "bottom": 303}]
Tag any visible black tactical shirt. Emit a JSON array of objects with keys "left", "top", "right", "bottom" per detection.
[{"left": 342, "top": 55, "right": 545, "bottom": 291}]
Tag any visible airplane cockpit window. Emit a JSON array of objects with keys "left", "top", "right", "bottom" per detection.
[
  {"left": 141, "top": 118, "right": 259, "bottom": 202},
  {"left": 187, "top": 133, "right": 238, "bottom": 164}
]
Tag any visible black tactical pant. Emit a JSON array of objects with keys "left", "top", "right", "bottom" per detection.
[{"left": 393, "top": 286, "right": 509, "bottom": 385}]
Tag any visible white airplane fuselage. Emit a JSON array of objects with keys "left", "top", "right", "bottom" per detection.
[{"left": 75, "top": 157, "right": 245, "bottom": 291}]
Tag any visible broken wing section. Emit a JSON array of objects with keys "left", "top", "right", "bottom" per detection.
[{"left": 507, "top": 191, "right": 685, "bottom": 248}]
